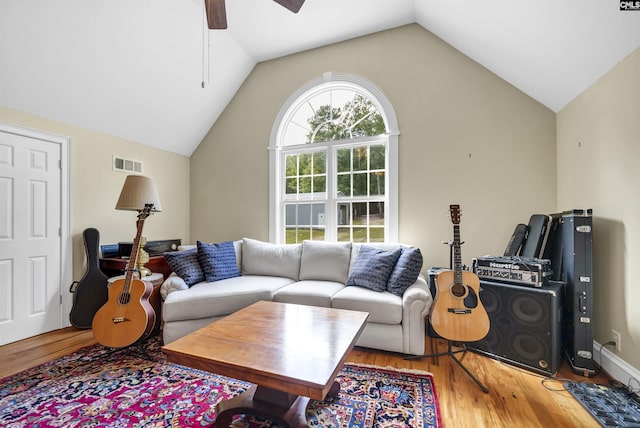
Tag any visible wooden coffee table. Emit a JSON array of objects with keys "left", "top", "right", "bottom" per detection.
[{"left": 161, "top": 300, "right": 368, "bottom": 427}]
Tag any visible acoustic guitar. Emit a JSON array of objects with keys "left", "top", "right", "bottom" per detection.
[
  {"left": 69, "top": 228, "right": 109, "bottom": 329},
  {"left": 92, "top": 205, "right": 156, "bottom": 348},
  {"left": 430, "top": 204, "right": 490, "bottom": 342}
]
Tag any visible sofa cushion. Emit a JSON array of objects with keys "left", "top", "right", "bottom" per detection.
[
  {"left": 299, "top": 240, "right": 352, "bottom": 283},
  {"left": 346, "top": 245, "right": 402, "bottom": 292},
  {"left": 242, "top": 238, "right": 302, "bottom": 280},
  {"left": 197, "top": 241, "right": 241, "bottom": 282},
  {"left": 163, "top": 249, "right": 204, "bottom": 287},
  {"left": 331, "top": 286, "right": 403, "bottom": 324},
  {"left": 387, "top": 247, "right": 423, "bottom": 296},
  {"left": 273, "top": 280, "right": 345, "bottom": 308},
  {"left": 162, "top": 275, "right": 295, "bottom": 322}
]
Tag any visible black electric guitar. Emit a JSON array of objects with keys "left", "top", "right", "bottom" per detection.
[
  {"left": 69, "top": 228, "right": 109, "bottom": 329},
  {"left": 430, "top": 205, "right": 490, "bottom": 342},
  {"left": 92, "top": 205, "right": 156, "bottom": 348}
]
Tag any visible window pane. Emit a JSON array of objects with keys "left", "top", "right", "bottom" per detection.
[
  {"left": 313, "top": 176, "right": 326, "bottom": 194},
  {"left": 370, "top": 172, "right": 385, "bottom": 196},
  {"left": 299, "top": 177, "right": 312, "bottom": 195},
  {"left": 298, "top": 203, "right": 311, "bottom": 225},
  {"left": 286, "top": 227, "right": 297, "bottom": 244},
  {"left": 337, "top": 148, "right": 351, "bottom": 173},
  {"left": 312, "top": 204, "right": 325, "bottom": 226},
  {"left": 337, "top": 174, "right": 351, "bottom": 197},
  {"left": 285, "top": 155, "right": 297, "bottom": 177},
  {"left": 370, "top": 228, "right": 385, "bottom": 242},
  {"left": 353, "top": 202, "right": 367, "bottom": 225},
  {"left": 353, "top": 227, "right": 368, "bottom": 242},
  {"left": 353, "top": 173, "right": 367, "bottom": 196},
  {"left": 286, "top": 177, "right": 297, "bottom": 195},
  {"left": 313, "top": 151, "right": 326, "bottom": 174},
  {"left": 370, "top": 145, "right": 385, "bottom": 170},
  {"left": 337, "top": 202, "right": 350, "bottom": 226},
  {"left": 299, "top": 153, "right": 312, "bottom": 175},
  {"left": 337, "top": 227, "right": 350, "bottom": 242},
  {"left": 296, "top": 229, "right": 310, "bottom": 242},
  {"left": 311, "top": 228, "right": 325, "bottom": 241},
  {"left": 285, "top": 204, "right": 296, "bottom": 225},
  {"left": 353, "top": 146, "right": 368, "bottom": 172},
  {"left": 369, "top": 202, "right": 384, "bottom": 226}
]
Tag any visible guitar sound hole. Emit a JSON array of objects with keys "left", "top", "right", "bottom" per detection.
[
  {"left": 118, "top": 293, "right": 131, "bottom": 305},
  {"left": 451, "top": 284, "right": 467, "bottom": 298}
]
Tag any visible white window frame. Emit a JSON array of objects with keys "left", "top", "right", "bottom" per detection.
[{"left": 269, "top": 73, "right": 399, "bottom": 244}]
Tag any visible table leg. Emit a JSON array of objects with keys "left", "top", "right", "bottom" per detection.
[{"left": 214, "top": 385, "right": 310, "bottom": 428}]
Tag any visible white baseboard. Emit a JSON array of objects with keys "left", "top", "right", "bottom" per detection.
[{"left": 592, "top": 340, "right": 640, "bottom": 394}]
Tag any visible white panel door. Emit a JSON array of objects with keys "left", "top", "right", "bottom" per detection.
[{"left": 0, "top": 129, "right": 63, "bottom": 345}]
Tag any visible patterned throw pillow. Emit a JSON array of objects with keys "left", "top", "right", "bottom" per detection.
[
  {"left": 197, "top": 241, "right": 241, "bottom": 282},
  {"left": 346, "top": 245, "right": 402, "bottom": 292},
  {"left": 387, "top": 247, "right": 423, "bottom": 296},
  {"left": 163, "top": 249, "right": 205, "bottom": 287}
]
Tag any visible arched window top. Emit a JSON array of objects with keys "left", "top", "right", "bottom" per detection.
[
  {"left": 269, "top": 73, "right": 399, "bottom": 244},
  {"left": 272, "top": 73, "right": 399, "bottom": 148}
]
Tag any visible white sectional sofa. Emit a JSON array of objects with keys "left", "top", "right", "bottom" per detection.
[{"left": 160, "top": 238, "right": 432, "bottom": 356}]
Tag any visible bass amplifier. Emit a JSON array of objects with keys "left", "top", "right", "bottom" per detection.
[
  {"left": 472, "top": 256, "right": 553, "bottom": 288},
  {"left": 467, "top": 279, "right": 563, "bottom": 376}
]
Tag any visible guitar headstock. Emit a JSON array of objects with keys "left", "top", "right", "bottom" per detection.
[
  {"left": 449, "top": 204, "right": 461, "bottom": 225},
  {"left": 137, "top": 204, "right": 155, "bottom": 221}
]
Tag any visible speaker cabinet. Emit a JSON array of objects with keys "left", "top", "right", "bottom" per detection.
[{"left": 468, "top": 280, "right": 563, "bottom": 376}]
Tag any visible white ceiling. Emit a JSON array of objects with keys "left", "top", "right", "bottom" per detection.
[{"left": 1, "top": 0, "right": 639, "bottom": 156}]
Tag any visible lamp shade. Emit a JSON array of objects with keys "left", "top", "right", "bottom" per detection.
[{"left": 115, "top": 175, "right": 162, "bottom": 212}]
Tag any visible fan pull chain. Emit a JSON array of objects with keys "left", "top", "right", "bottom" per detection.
[{"left": 201, "top": 4, "right": 210, "bottom": 88}]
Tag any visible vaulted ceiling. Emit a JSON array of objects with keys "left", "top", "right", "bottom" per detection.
[{"left": 1, "top": 0, "right": 639, "bottom": 156}]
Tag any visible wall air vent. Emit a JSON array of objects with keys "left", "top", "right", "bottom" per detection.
[{"left": 113, "top": 156, "right": 143, "bottom": 174}]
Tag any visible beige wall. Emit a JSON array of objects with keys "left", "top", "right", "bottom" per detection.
[
  {"left": 557, "top": 47, "right": 640, "bottom": 369},
  {"left": 0, "top": 107, "right": 190, "bottom": 281},
  {"left": 191, "top": 24, "right": 556, "bottom": 270}
]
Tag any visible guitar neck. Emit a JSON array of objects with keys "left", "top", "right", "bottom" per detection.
[
  {"left": 124, "top": 218, "right": 146, "bottom": 283},
  {"left": 124, "top": 205, "right": 153, "bottom": 285},
  {"left": 453, "top": 224, "right": 463, "bottom": 285}
]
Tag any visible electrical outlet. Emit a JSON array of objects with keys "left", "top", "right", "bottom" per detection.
[{"left": 612, "top": 329, "right": 622, "bottom": 352}]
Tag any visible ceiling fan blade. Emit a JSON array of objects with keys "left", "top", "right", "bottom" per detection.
[
  {"left": 273, "top": 0, "right": 305, "bottom": 13},
  {"left": 205, "top": 0, "right": 227, "bottom": 29}
]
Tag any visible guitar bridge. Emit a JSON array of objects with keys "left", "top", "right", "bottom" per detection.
[
  {"left": 112, "top": 317, "right": 130, "bottom": 323},
  {"left": 448, "top": 308, "right": 472, "bottom": 314}
]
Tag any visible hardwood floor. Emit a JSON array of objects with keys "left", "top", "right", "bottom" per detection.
[{"left": 0, "top": 327, "right": 608, "bottom": 427}]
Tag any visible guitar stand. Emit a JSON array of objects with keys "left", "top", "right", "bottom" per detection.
[
  {"left": 99, "top": 339, "right": 155, "bottom": 362},
  {"left": 404, "top": 238, "right": 489, "bottom": 393},
  {"left": 406, "top": 340, "right": 489, "bottom": 393}
]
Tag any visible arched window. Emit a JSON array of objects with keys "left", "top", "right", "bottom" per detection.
[{"left": 269, "top": 73, "right": 398, "bottom": 244}]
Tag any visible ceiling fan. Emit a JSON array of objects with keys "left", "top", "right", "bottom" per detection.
[{"left": 205, "top": 0, "right": 306, "bottom": 29}]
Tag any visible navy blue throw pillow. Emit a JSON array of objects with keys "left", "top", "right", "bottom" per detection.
[
  {"left": 346, "top": 245, "right": 402, "bottom": 292},
  {"left": 387, "top": 247, "right": 423, "bottom": 296},
  {"left": 163, "top": 249, "right": 205, "bottom": 287},
  {"left": 197, "top": 241, "right": 241, "bottom": 282}
]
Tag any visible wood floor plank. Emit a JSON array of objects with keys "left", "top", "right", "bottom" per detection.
[{"left": 0, "top": 327, "right": 608, "bottom": 427}]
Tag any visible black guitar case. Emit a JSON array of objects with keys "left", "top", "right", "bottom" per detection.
[
  {"left": 503, "top": 223, "right": 528, "bottom": 256},
  {"left": 69, "top": 228, "right": 109, "bottom": 329},
  {"left": 520, "top": 214, "right": 553, "bottom": 259}
]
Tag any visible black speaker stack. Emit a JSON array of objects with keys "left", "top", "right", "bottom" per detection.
[{"left": 428, "top": 209, "right": 595, "bottom": 377}]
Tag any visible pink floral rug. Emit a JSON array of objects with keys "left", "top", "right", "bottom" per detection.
[{"left": 0, "top": 336, "right": 441, "bottom": 427}]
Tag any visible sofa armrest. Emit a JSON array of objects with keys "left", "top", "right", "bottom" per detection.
[
  {"left": 160, "top": 273, "right": 189, "bottom": 300},
  {"left": 401, "top": 274, "right": 433, "bottom": 355}
]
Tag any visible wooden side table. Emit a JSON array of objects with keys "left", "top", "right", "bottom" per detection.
[
  {"left": 108, "top": 272, "right": 164, "bottom": 334},
  {"left": 100, "top": 255, "right": 172, "bottom": 279}
]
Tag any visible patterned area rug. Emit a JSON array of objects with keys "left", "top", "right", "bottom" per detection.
[{"left": 0, "top": 336, "right": 441, "bottom": 427}]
